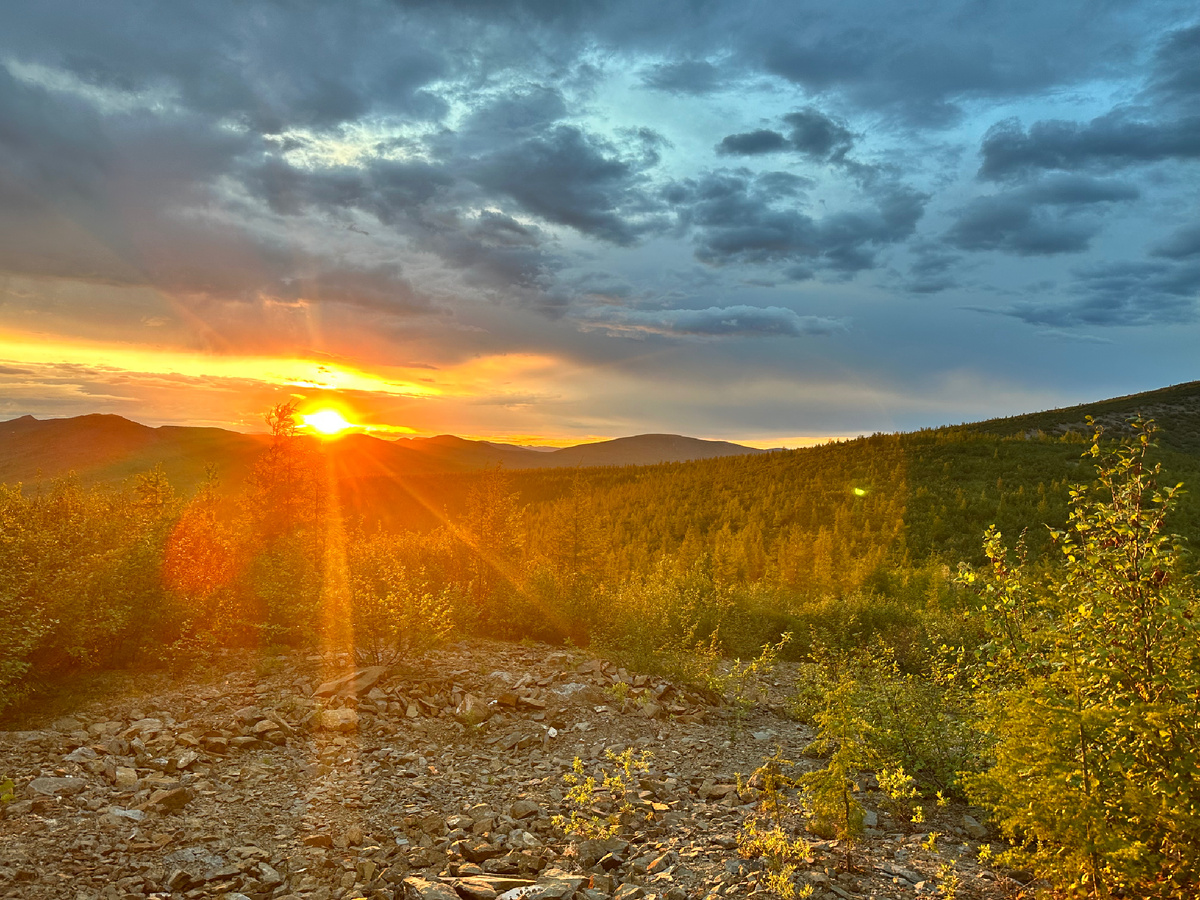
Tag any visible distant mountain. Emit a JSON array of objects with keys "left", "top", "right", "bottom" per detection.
[
  {"left": 546, "top": 433, "right": 766, "bottom": 467},
  {"left": 0, "top": 415, "right": 765, "bottom": 490},
  {"left": 11, "top": 379, "right": 1195, "bottom": 494}
]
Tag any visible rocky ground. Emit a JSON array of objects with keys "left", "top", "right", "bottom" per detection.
[{"left": 1, "top": 640, "right": 1022, "bottom": 900}]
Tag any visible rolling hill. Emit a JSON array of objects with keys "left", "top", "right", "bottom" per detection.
[
  {"left": 965, "top": 379, "right": 1200, "bottom": 454},
  {"left": 0, "top": 414, "right": 766, "bottom": 491}
]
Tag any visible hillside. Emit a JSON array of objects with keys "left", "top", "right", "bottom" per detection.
[
  {"left": 4, "top": 388, "right": 1199, "bottom": 898},
  {"left": 0, "top": 414, "right": 268, "bottom": 490},
  {"left": 547, "top": 435, "right": 765, "bottom": 467},
  {"left": 6, "top": 383, "right": 1199, "bottom": 576},
  {"left": 0, "top": 416, "right": 764, "bottom": 491},
  {"left": 7, "top": 380, "right": 1197, "bottom": 497},
  {"left": 965, "top": 379, "right": 1200, "bottom": 453}
]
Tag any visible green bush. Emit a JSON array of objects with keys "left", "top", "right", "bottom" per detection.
[
  {"left": 788, "top": 646, "right": 982, "bottom": 796},
  {"left": 959, "top": 419, "right": 1200, "bottom": 898},
  {"left": 592, "top": 559, "right": 733, "bottom": 691},
  {"left": 347, "top": 532, "right": 456, "bottom": 664},
  {"left": 0, "top": 477, "right": 173, "bottom": 713}
]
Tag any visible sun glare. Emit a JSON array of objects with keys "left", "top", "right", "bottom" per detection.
[{"left": 303, "top": 409, "right": 354, "bottom": 436}]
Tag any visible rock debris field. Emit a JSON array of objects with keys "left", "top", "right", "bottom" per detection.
[{"left": 1, "top": 641, "right": 1020, "bottom": 900}]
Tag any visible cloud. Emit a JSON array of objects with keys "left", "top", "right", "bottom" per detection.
[
  {"left": 1145, "top": 23, "right": 1200, "bottom": 110},
  {"left": 268, "top": 264, "right": 431, "bottom": 313},
  {"left": 904, "top": 247, "right": 961, "bottom": 293},
  {"left": 3, "top": 1, "right": 449, "bottom": 134},
  {"left": 1151, "top": 224, "right": 1200, "bottom": 260},
  {"left": 667, "top": 170, "right": 925, "bottom": 273},
  {"left": 978, "top": 112, "right": 1200, "bottom": 180},
  {"left": 755, "top": 8, "right": 1133, "bottom": 128},
  {"left": 1034, "top": 329, "right": 1114, "bottom": 344},
  {"left": 469, "top": 124, "right": 665, "bottom": 246},
  {"left": 782, "top": 108, "right": 855, "bottom": 162},
  {"left": 0, "top": 0, "right": 1197, "bottom": 436},
  {"left": 580, "top": 304, "right": 847, "bottom": 338},
  {"left": 640, "top": 59, "right": 726, "bottom": 95},
  {"left": 946, "top": 175, "right": 1139, "bottom": 256},
  {"left": 248, "top": 156, "right": 453, "bottom": 222},
  {"left": 997, "top": 260, "right": 1200, "bottom": 327},
  {"left": 715, "top": 108, "right": 855, "bottom": 165},
  {"left": 716, "top": 129, "right": 788, "bottom": 156},
  {"left": 0, "top": 57, "right": 448, "bottom": 322},
  {"left": 453, "top": 86, "right": 569, "bottom": 153}
]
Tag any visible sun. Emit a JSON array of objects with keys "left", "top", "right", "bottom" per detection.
[{"left": 302, "top": 408, "right": 355, "bottom": 436}]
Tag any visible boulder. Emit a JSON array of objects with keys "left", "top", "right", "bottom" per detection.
[
  {"left": 317, "top": 708, "right": 359, "bottom": 732},
  {"left": 25, "top": 776, "right": 87, "bottom": 797},
  {"left": 455, "top": 694, "right": 493, "bottom": 726},
  {"left": 405, "top": 877, "right": 462, "bottom": 900},
  {"left": 963, "top": 814, "right": 988, "bottom": 840},
  {"left": 509, "top": 799, "right": 541, "bottom": 820},
  {"left": 314, "top": 666, "right": 388, "bottom": 699}
]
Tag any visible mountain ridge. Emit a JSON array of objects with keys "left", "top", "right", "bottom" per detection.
[
  {"left": 0, "top": 415, "right": 766, "bottom": 489},
  {"left": 3, "top": 378, "right": 1198, "bottom": 491}
]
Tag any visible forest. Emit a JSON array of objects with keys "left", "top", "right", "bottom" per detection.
[{"left": 2, "top": 406, "right": 1199, "bottom": 897}]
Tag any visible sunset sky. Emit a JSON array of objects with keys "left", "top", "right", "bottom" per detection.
[{"left": 1, "top": 1, "right": 1197, "bottom": 445}]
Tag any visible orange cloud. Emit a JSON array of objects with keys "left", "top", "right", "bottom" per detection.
[
  {"left": 0, "top": 329, "right": 581, "bottom": 437},
  {"left": 0, "top": 330, "right": 446, "bottom": 397}
]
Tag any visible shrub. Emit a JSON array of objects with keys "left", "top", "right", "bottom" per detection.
[
  {"left": 347, "top": 532, "right": 455, "bottom": 665},
  {"left": 592, "top": 559, "right": 731, "bottom": 691},
  {"left": 0, "top": 476, "right": 174, "bottom": 713},
  {"left": 553, "top": 747, "right": 653, "bottom": 839},
  {"left": 800, "top": 673, "right": 868, "bottom": 867},
  {"left": 788, "top": 646, "right": 983, "bottom": 797},
  {"left": 958, "top": 419, "right": 1200, "bottom": 898}
]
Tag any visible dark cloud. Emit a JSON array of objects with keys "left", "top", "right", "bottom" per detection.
[
  {"left": 1145, "top": 24, "right": 1200, "bottom": 110},
  {"left": 0, "top": 62, "right": 433, "bottom": 317},
  {"left": 782, "top": 109, "right": 854, "bottom": 162},
  {"left": 978, "top": 113, "right": 1200, "bottom": 180},
  {"left": 946, "top": 176, "right": 1139, "bottom": 256},
  {"left": 269, "top": 264, "right": 431, "bottom": 313},
  {"left": 948, "top": 204, "right": 1090, "bottom": 256},
  {"left": 244, "top": 154, "right": 565, "bottom": 306},
  {"left": 453, "top": 86, "right": 569, "bottom": 152},
  {"left": 756, "top": 10, "right": 1127, "bottom": 128},
  {"left": 905, "top": 247, "right": 961, "bottom": 294},
  {"left": 755, "top": 171, "right": 812, "bottom": 197},
  {"left": 580, "top": 304, "right": 847, "bottom": 338},
  {"left": 421, "top": 217, "right": 560, "bottom": 303},
  {"left": 1151, "top": 224, "right": 1200, "bottom": 260},
  {"left": 0, "top": 61, "right": 254, "bottom": 221},
  {"left": 249, "top": 156, "right": 453, "bottom": 222},
  {"left": 716, "top": 130, "right": 788, "bottom": 156},
  {"left": 782, "top": 265, "right": 814, "bottom": 282},
  {"left": 716, "top": 108, "right": 855, "bottom": 164},
  {"left": 470, "top": 125, "right": 664, "bottom": 246},
  {"left": 997, "top": 260, "right": 1200, "bottom": 327},
  {"left": 640, "top": 60, "right": 726, "bottom": 95},
  {"left": 666, "top": 170, "right": 925, "bottom": 273},
  {"left": 4, "top": 1, "right": 449, "bottom": 135}
]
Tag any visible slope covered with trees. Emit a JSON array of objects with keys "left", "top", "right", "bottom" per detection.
[{"left": 3, "top": 395, "right": 1200, "bottom": 896}]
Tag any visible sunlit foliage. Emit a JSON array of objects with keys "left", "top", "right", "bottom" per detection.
[{"left": 959, "top": 420, "right": 1200, "bottom": 898}]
